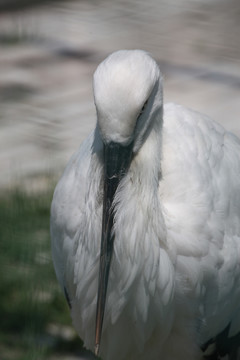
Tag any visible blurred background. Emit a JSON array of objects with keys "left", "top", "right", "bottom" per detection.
[{"left": 0, "top": 0, "right": 239, "bottom": 359}]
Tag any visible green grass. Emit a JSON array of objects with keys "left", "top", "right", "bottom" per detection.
[{"left": 0, "top": 188, "right": 83, "bottom": 359}]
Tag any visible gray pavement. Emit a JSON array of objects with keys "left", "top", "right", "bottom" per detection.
[{"left": 0, "top": 0, "right": 240, "bottom": 192}]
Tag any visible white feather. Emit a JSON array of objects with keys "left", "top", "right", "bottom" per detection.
[{"left": 51, "top": 50, "right": 240, "bottom": 360}]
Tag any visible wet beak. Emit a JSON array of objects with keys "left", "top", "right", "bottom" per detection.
[{"left": 95, "top": 141, "right": 133, "bottom": 356}]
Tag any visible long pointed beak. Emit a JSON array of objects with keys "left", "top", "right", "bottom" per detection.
[{"left": 95, "top": 141, "right": 133, "bottom": 356}]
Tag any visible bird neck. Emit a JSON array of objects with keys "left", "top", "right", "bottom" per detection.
[
  {"left": 113, "top": 108, "right": 167, "bottom": 251},
  {"left": 133, "top": 108, "right": 167, "bottom": 245}
]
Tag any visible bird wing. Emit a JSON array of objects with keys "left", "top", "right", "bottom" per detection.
[
  {"left": 50, "top": 130, "right": 96, "bottom": 306},
  {"left": 161, "top": 103, "right": 240, "bottom": 354}
]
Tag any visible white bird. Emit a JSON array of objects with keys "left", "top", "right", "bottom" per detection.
[{"left": 50, "top": 50, "right": 240, "bottom": 360}]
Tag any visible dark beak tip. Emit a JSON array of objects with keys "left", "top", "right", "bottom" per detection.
[{"left": 95, "top": 343, "right": 100, "bottom": 357}]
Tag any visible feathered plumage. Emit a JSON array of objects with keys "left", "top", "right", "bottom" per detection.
[{"left": 51, "top": 50, "right": 240, "bottom": 360}]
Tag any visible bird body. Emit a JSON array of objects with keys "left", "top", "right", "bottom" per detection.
[{"left": 51, "top": 50, "right": 240, "bottom": 359}]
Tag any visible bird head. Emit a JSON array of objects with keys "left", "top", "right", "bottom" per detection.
[
  {"left": 93, "top": 50, "right": 163, "bottom": 357},
  {"left": 93, "top": 49, "right": 163, "bottom": 151}
]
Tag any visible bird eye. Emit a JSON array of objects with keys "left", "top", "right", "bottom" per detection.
[{"left": 138, "top": 99, "right": 148, "bottom": 118}]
